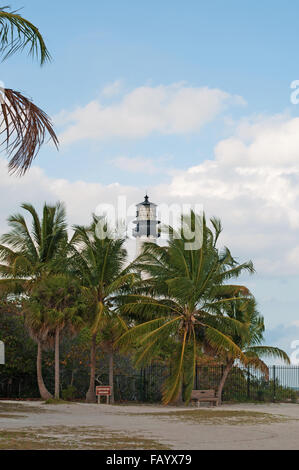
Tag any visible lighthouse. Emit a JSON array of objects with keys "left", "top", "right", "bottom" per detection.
[{"left": 133, "top": 194, "right": 160, "bottom": 256}]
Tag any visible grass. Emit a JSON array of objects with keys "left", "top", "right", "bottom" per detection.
[
  {"left": 128, "top": 409, "right": 295, "bottom": 426},
  {"left": 0, "top": 414, "right": 26, "bottom": 419},
  {"left": 44, "top": 398, "right": 72, "bottom": 405},
  {"left": 0, "top": 426, "right": 169, "bottom": 450},
  {"left": 0, "top": 402, "right": 49, "bottom": 415}
]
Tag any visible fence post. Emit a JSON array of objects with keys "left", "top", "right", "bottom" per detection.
[
  {"left": 273, "top": 365, "right": 276, "bottom": 402},
  {"left": 247, "top": 366, "right": 250, "bottom": 400},
  {"left": 221, "top": 365, "right": 224, "bottom": 401},
  {"left": 196, "top": 364, "right": 198, "bottom": 389},
  {"left": 139, "top": 368, "right": 144, "bottom": 401},
  {"left": 144, "top": 368, "right": 147, "bottom": 401}
]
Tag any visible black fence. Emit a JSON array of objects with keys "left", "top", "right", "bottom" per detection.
[
  {"left": 96, "top": 365, "right": 299, "bottom": 403},
  {"left": 0, "top": 375, "right": 39, "bottom": 399},
  {"left": 97, "top": 364, "right": 168, "bottom": 403},
  {"left": 195, "top": 365, "right": 299, "bottom": 403},
  {"left": 1, "top": 365, "right": 299, "bottom": 403}
]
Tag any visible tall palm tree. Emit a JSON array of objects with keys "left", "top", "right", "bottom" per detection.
[
  {"left": 0, "top": 6, "right": 58, "bottom": 175},
  {"left": 23, "top": 298, "right": 54, "bottom": 401},
  {"left": 0, "top": 202, "right": 68, "bottom": 399},
  {"left": 214, "top": 295, "right": 290, "bottom": 404},
  {"left": 98, "top": 316, "right": 127, "bottom": 404},
  {"left": 25, "top": 275, "right": 86, "bottom": 399},
  {"left": 71, "top": 216, "right": 137, "bottom": 403},
  {"left": 117, "top": 212, "right": 255, "bottom": 405}
]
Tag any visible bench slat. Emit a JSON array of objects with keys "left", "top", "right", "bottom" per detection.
[
  {"left": 191, "top": 389, "right": 218, "bottom": 406},
  {"left": 191, "top": 389, "right": 216, "bottom": 399}
]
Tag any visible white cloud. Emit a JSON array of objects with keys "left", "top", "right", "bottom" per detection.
[
  {"left": 153, "top": 114, "right": 299, "bottom": 276},
  {"left": 55, "top": 83, "right": 244, "bottom": 145},
  {"left": 0, "top": 158, "right": 140, "bottom": 235},
  {"left": 3, "top": 113, "right": 299, "bottom": 277},
  {"left": 215, "top": 114, "right": 299, "bottom": 167},
  {"left": 111, "top": 155, "right": 171, "bottom": 174},
  {"left": 101, "top": 80, "right": 123, "bottom": 97}
]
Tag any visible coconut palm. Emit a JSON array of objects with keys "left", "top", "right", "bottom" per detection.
[
  {"left": 213, "top": 295, "right": 290, "bottom": 404},
  {"left": 71, "top": 216, "right": 137, "bottom": 403},
  {"left": 0, "top": 202, "right": 68, "bottom": 281},
  {"left": 0, "top": 202, "right": 69, "bottom": 399},
  {"left": 117, "top": 212, "right": 255, "bottom": 405},
  {"left": 0, "top": 6, "right": 58, "bottom": 174}
]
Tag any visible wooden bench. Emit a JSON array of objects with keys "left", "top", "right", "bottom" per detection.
[{"left": 191, "top": 389, "right": 219, "bottom": 407}]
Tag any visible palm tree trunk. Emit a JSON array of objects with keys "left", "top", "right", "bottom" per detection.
[
  {"left": 217, "top": 360, "right": 234, "bottom": 405},
  {"left": 54, "top": 327, "right": 60, "bottom": 399},
  {"left": 108, "top": 349, "right": 114, "bottom": 404},
  {"left": 86, "top": 333, "right": 97, "bottom": 403},
  {"left": 36, "top": 341, "right": 52, "bottom": 401},
  {"left": 171, "top": 378, "right": 184, "bottom": 405}
]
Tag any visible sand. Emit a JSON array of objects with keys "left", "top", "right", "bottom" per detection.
[{"left": 1, "top": 400, "right": 299, "bottom": 450}]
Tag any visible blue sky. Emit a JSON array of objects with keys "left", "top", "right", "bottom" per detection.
[
  {"left": 2, "top": 0, "right": 299, "bottom": 357},
  {"left": 4, "top": 0, "right": 299, "bottom": 183}
]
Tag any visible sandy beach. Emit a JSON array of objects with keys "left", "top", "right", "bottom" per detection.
[{"left": 1, "top": 400, "right": 299, "bottom": 450}]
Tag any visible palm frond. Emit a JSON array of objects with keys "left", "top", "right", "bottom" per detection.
[
  {"left": 0, "top": 6, "right": 51, "bottom": 64},
  {"left": 0, "top": 88, "right": 58, "bottom": 175},
  {"left": 246, "top": 346, "right": 290, "bottom": 364}
]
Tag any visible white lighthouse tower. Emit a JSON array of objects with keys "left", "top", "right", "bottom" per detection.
[{"left": 133, "top": 194, "right": 160, "bottom": 256}]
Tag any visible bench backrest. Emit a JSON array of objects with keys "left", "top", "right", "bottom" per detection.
[{"left": 191, "top": 389, "right": 216, "bottom": 399}]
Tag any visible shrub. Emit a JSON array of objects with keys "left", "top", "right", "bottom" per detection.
[{"left": 61, "top": 385, "right": 77, "bottom": 401}]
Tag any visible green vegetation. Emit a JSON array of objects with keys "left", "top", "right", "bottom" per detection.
[
  {"left": 117, "top": 212, "right": 289, "bottom": 404},
  {"left": 129, "top": 409, "right": 293, "bottom": 426},
  {"left": 0, "top": 426, "right": 170, "bottom": 450},
  {"left": 0, "top": 6, "right": 58, "bottom": 175},
  {"left": 70, "top": 217, "right": 138, "bottom": 403},
  {"left": 0, "top": 202, "right": 290, "bottom": 405}
]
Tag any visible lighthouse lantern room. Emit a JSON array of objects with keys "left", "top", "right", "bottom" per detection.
[{"left": 133, "top": 195, "right": 160, "bottom": 255}]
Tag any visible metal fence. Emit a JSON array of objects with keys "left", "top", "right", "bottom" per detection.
[
  {"left": 0, "top": 375, "right": 39, "bottom": 399},
  {"left": 194, "top": 365, "right": 299, "bottom": 403},
  {"left": 96, "top": 365, "right": 299, "bottom": 403},
  {"left": 1, "top": 365, "right": 299, "bottom": 403},
  {"left": 97, "top": 364, "right": 168, "bottom": 403}
]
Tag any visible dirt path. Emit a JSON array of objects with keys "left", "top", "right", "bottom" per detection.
[{"left": 1, "top": 401, "right": 299, "bottom": 449}]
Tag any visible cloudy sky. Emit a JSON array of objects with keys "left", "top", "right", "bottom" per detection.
[{"left": 2, "top": 0, "right": 299, "bottom": 357}]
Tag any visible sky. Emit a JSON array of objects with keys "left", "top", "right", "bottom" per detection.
[{"left": 1, "top": 0, "right": 299, "bottom": 358}]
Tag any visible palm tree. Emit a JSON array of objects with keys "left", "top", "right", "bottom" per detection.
[
  {"left": 0, "top": 202, "right": 69, "bottom": 399},
  {"left": 0, "top": 6, "right": 58, "bottom": 175},
  {"left": 98, "top": 316, "right": 127, "bottom": 404},
  {"left": 71, "top": 216, "right": 137, "bottom": 403},
  {"left": 71, "top": 216, "right": 136, "bottom": 403},
  {"left": 25, "top": 275, "right": 86, "bottom": 399},
  {"left": 213, "top": 295, "right": 290, "bottom": 404},
  {"left": 117, "top": 212, "right": 255, "bottom": 405},
  {"left": 23, "top": 298, "right": 54, "bottom": 400}
]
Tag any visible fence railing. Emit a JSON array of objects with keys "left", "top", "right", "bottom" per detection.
[
  {"left": 194, "top": 365, "right": 299, "bottom": 403},
  {"left": 96, "top": 365, "right": 299, "bottom": 403},
  {"left": 1, "top": 365, "right": 299, "bottom": 403}
]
